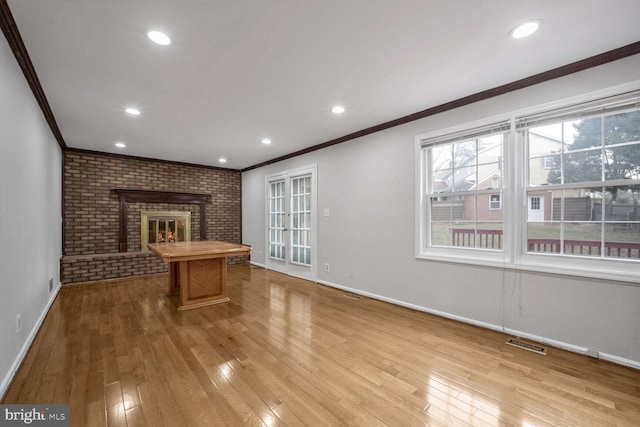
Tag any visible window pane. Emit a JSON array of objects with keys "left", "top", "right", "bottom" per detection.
[
  {"left": 605, "top": 145, "right": 640, "bottom": 181},
  {"left": 429, "top": 223, "right": 451, "bottom": 247},
  {"left": 462, "top": 194, "right": 477, "bottom": 223},
  {"left": 563, "top": 150, "right": 602, "bottom": 184},
  {"left": 571, "top": 117, "right": 603, "bottom": 150},
  {"left": 429, "top": 197, "right": 452, "bottom": 246},
  {"left": 475, "top": 222, "right": 503, "bottom": 249},
  {"left": 477, "top": 162, "right": 502, "bottom": 189},
  {"left": 477, "top": 135, "right": 503, "bottom": 166},
  {"left": 453, "top": 141, "right": 477, "bottom": 191},
  {"left": 432, "top": 145, "right": 452, "bottom": 170},
  {"left": 564, "top": 222, "right": 602, "bottom": 257},
  {"left": 528, "top": 123, "right": 571, "bottom": 188},
  {"left": 529, "top": 123, "right": 571, "bottom": 156},
  {"left": 604, "top": 224, "right": 640, "bottom": 259},
  {"left": 449, "top": 223, "right": 474, "bottom": 248},
  {"left": 430, "top": 197, "right": 452, "bottom": 222},
  {"left": 527, "top": 222, "right": 561, "bottom": 254},
  {"left": 431, "top": 145, "right": 453, "bottom": 193},
  {"left": 425, "top": 131, "right": 506, "bottom": 253},
  {"left": 604, "top": 111, "right": 640, "bottom": 146},
  {"left": 530, "top": 154, "right": 560, "bottom": 186},
  {"left": 432, "top": 168, "right": 452, "bottom": 193}
]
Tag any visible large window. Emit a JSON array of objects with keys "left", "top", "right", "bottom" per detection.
[
  {"left": 521, "top": 94, "right": 640, "bottom": 261},
  {"left": 417, "top": 89, "right": 640, "bottom": 281},
  {"left": 422, "top": 122, "right": 509, "bottom": 253}
]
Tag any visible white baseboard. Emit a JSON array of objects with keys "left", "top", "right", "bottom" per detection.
[
  {"left": 598, "top": 352, "right": 640, "bottom": 370},
  {"left": 317, "top": 279, "right": 640, "bottom": 371},
  {"left": 0, "top": 283, "right": 61, "bottom": 400},
  {"left": 249, "top": 261, "right": 266, "bottom": 269}
]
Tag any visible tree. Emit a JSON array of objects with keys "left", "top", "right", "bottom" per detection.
[{"left": 547, "top": 110, "right": 640, "bottom": 203}]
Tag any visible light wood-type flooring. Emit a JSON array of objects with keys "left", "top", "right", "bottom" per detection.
[{"left": 3, "top": 264, "right": 640, "bottom": 426}]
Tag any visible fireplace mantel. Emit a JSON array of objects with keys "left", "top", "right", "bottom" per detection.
[{"left": 112, "top": 189, "right": 209, "bottom": 252}]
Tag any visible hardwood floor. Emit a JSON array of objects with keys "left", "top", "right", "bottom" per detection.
[{"left": 3, "top": 264, "right": 640, "bottom": 426}]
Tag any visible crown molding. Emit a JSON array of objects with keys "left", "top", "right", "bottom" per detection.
[
  {"left": 0, "top": 0, "right": 66, "bottom": 150},
  {"left": 242, "top": 41, "right": 640, "bottom": 172}
]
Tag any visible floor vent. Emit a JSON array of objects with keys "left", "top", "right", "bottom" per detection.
[
  {"left": 506, "top": 338, "right": 547, "bottom": 355},
  {"left": 343, "top": 293, "right": 364, "bottom": 300}
]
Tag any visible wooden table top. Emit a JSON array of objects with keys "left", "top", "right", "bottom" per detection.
[{"left": 147, "top": 240, "right": 251, "bottom": 262}]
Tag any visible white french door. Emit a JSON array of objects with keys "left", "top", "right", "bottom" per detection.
[{"left": 265, "top": 165, "right": 317, "bottom": 281}]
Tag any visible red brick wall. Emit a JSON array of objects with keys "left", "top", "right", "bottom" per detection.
[{"left": 61, "top": 150, "right": 246, "bottom": 283}]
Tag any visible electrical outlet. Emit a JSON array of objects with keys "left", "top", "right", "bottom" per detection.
[
  {"left": 16, "top": 314, "right": 21, "bottom": 335},
  {"left": 258, "top": 250, "right": 262, "bottom": 257},
  {"left": 349, "top": 269, "right": 355, "bottom": 278},
  {"left": 49, "top": 277, "right": 54, "bottom": 292},
  {"left": 324, "top": 263, "right": 330, "bottom": 273}
]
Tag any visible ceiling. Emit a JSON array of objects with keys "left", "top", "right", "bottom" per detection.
[{"left": 6, "top": 1, "right": 640, "bottom": 170}]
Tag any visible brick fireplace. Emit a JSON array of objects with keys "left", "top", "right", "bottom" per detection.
[{"left": 61, "top": 150, "right": 247, "bottom": 284}]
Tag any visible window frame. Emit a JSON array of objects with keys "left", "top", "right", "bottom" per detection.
[
  {"left": 416, "top": 118, "right": 512, "bottom": 268},
  {"left": 415, "top": 85, "right": 640, "bottom": 283}
]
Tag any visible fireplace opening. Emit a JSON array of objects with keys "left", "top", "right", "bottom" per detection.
[{"left": 141, "top": 211, "right": 191, "bottom": 250}]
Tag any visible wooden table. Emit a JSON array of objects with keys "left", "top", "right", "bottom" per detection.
[{"left": 147, "top": 241, "right": 251, "bottom": 310}]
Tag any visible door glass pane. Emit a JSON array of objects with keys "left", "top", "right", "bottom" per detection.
[
  {"left": 268, "top": 180, "right": 285, "bottom": 261},
  {"left": 290, "top": 175, "right": 312, "bottom": 266}
]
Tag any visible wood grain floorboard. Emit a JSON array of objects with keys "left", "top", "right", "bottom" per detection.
[{"left": 3, "top": 264, "right": 640, "bottom": 426}]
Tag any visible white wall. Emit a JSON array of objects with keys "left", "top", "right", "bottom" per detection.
[
  {"left": 0, "top": 36, "right": 63, "bottom": 397},
  {"left": 243, "top": 55, "right": 640, "bottom": 367}
]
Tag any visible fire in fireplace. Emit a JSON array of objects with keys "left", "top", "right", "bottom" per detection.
[{"left": 141, "top": 211, "right": 191, "bottom": 250}]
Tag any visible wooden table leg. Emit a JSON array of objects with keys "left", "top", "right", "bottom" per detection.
[{"left": 167, "top": 262, "right": 180, "bottom": 296}]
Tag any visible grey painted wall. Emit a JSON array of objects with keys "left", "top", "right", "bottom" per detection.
[
  {"left": 0, "top": 35, "right": 63, "bottom": 396},
  {"left": 242, "top": 56, "right": 640, "bottom": 367}
]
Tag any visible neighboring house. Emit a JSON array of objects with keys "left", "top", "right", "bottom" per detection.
[{"left": 436, "top": 130, "right": 599, "bottom": 223}]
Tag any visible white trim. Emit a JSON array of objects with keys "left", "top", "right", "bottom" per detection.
[
  {"left": 0, "top": 282, "right": 61, "bottom": 400},
  {"left": 416, "top": 249, "right": 508, "bottom": 269},
  {"left": 316, "top": 278, "right": 640, "bottom": 370},
  {"left": 599, "top": 352, "right": 640, "bottom": 370},
  {"left": 265, "top": 164, "right": 318, "bottom": 282},
  {"left": 417, "top": 250, "right": 640, "bottom": 284}
]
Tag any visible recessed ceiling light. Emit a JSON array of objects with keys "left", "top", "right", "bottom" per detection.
[
  {"left": 261, "top": 138, "right": 272, "bottom": 145},
  {"left": 147, "top": 30, "right": 171, "bottom": 45},
  {"left": 125, "top": 107, "right": 140, "bottom": 116},
  {"left": 115, "top": 142, "right": 126, "bottom": 148},
  {"left": 218, "top": 158, "right": 227, "bottom": 163},
  {"left": 509, "top": 20, "right": 542, "bottom": 39},
  {"left": 331, "top": 106, "right": 345, "bottom": 114}
]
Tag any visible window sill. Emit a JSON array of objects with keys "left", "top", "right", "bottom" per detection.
[
  {"left": 416, "top": 249, "right": 640, "bottom": 284},
  {"left": 416, "top": 248, "right": 510, "bottom": 270}
]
